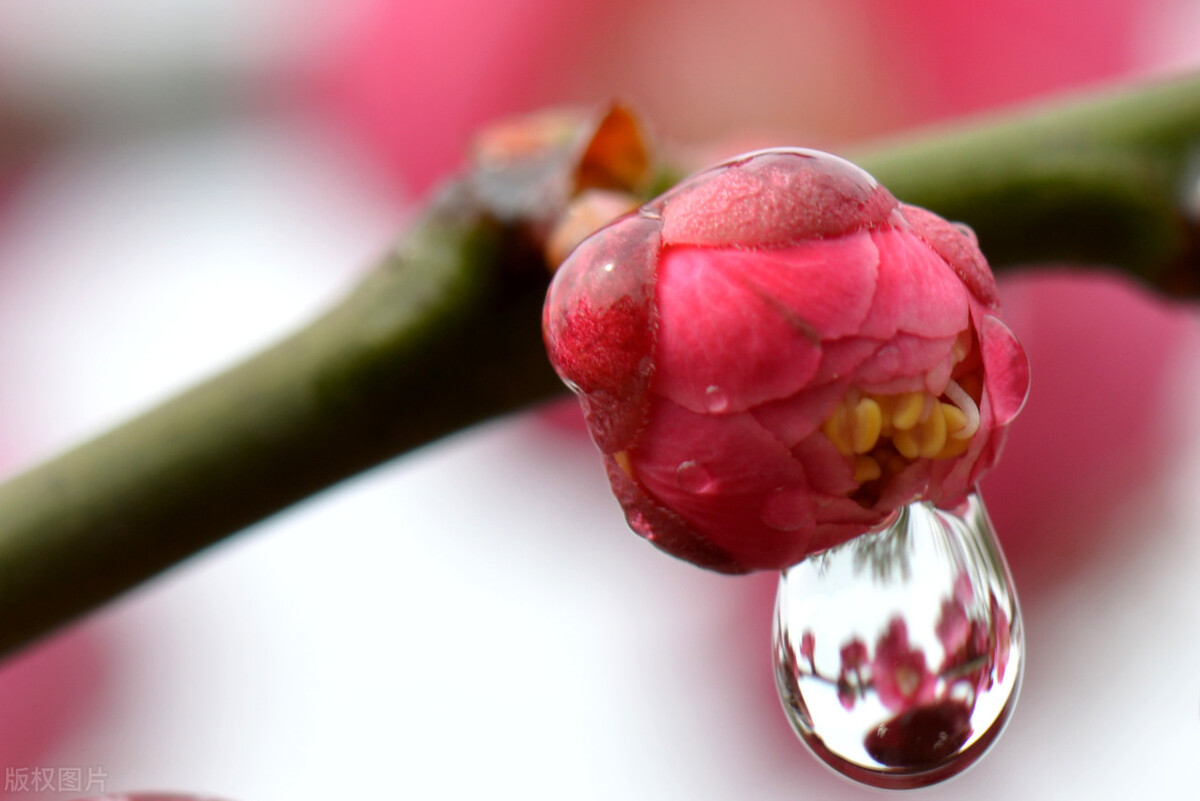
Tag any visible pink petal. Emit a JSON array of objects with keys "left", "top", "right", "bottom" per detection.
[
  {"left": 812, "top": 496, "right": 886, "bottom": 529},
  {"left": 852, "top": 333, "right": 959, "bottom": 394},
  {"left": 979, "top": 313, "right": 1031, "bottom": 426},
  {"left": 711, "top": 232, "right": 880, "bottom": 338},
  {"left": 603, "top": 454, "right": 745, "bottom": 573},
  {"left": 659, "top": 149, "right": 897, "bottom": 248},
  {"left": 628, "top": 398, "right": 818, "bottom": 569},
  {"left": 792, "top": 433, "right": 859, "bottom": 496},
  {"left": 751, "top": 379, "right": 850, "bottom": 448},
  {"left": 899, "top": 203, "right": 998, "bottom": 306},
  {"left": 631, "top": 398, "right": 805, "bottom": 504},
  {"left": 544, "top": 213, "right": 663, "bottom": 452},
  {"left": 653, "top": 245, "right": 822, "bottom": 412},
  {"left": 861, "top": 229, "right": 969, "bottom": 340},
  {"left": 873, "top": 459, "right": 932, "bottom": 511},
  {"left": 813, "top": 337, "right": 883, "bottom": 384}
]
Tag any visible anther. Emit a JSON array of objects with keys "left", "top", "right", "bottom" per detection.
[
  {"left": 891, "top": 392, "right": 926, "bottom": 431},
  {"left": 852, "top": 398, "right": 882, "bottom": 454},
  {"left": 917, "top": 403, "right": 948, "bottom": 458},
  {"left": 853, "top": 455, "right": 882, "bottom": 483},
  {"left": 821, "top": 403, "right": 854, "bottom": 456}
]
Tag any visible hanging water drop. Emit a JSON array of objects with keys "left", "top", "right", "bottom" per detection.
[
  {"left": 704, "top": 385, "right": 730, "bottom": 413},
  {"left": 676, "top": 460, "right": 714, "bottom": 493},
  {"left": 772, "top": 490, "right": 1022, "bottom": 789}
]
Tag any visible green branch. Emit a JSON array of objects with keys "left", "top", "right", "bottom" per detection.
[
  {"left": 854, "top": 73, "right": 1200, "bottom": 283},
  {"left": 1, "top": 74, "right": 1199, "bottom": 658},
  {"left": 0, "top": 195, "right": 561, "bottom": 656}
]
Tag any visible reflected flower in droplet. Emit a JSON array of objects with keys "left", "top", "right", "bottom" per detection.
[
  {"left": 935, "top": 579, "right": 972, "bottom": 658},
  {"left": 773, "top": 493, "right": 1022, "bottom": 788},
  {"left": 864, "top": 698, "right": 974, "bottom": 769},
  {"left": 799, "top": 629, "right": 816, "bottom": 668},
  {"left": 836, "top": 638, "right": 869, "bottom": 711},
  {"left": 872, "top": 617, "right": 937, "bottom": 713}
]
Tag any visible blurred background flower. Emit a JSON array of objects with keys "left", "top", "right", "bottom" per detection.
[{"left": 1, "top": 0, "right": 1199, "bottom": 798}]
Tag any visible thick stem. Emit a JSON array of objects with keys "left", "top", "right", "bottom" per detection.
[
  {"left": 0, "top": 197, "right": 560, "bottom": 656},
  {"left": 1, "top": 74, "right": 1199, "bottom": 657},
  {"left": 854, "top": 73, "right": 1200, "bottom": 283}
]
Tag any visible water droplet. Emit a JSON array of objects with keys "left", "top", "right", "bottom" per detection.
[
  {"left": 676, "top": 460, "right": 713, "bottom": 493},
  {"left": 952, "top": 222, "right": 978, "bottom": 244},
  {"left": 704, "top": 385, "right": 730, "bottom": 413},
  {"left": 773, "top": 491, "right": 1022, "bottom": 789}
]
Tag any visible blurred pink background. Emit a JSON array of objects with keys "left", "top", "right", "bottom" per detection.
[{"left": 1, "top": 0, "right": 1199, "bottom": 798}]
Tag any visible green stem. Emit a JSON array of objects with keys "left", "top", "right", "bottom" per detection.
[
  {"left": 1, "top": 74, "right": 1199, "bottom": 658},
  {"left": 0, "top": 195, "right": 560, "bottom": 656},
  {"left": 853, "top": 73, "right": 1200, "bottom": 283}
]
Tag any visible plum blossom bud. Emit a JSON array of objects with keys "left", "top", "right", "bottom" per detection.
[{"left": 543, "top": 149, "right": 1029, "bottom": 573}]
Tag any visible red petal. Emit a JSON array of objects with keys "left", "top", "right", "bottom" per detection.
[
  {"left": 653, "top": 245, "right": 822, "bottom": 412},
  {"left": 900, "top": 204, "right": 998, "bottom": 306},
  {"left": 751, "top": 379, "right": 850, "bottom": 448},
  {"left": 659, "top": 149, "right": 897, "bottom": 247},
  {"left": 544, "top": 213, "right": 662, "bottom": 451},
  {"left": 792, "top": 434, "right": 858, "bottom": 496},
  {"left": 979, "top": 314, "right": 1030, "bottom": 427},
  {"left": 628, "top": 398, "right": 817, "bottom": 569},
  {"left": 853, "top": 333, "right": 959, "bottom": 395},
  {"left": 711, "top": 232, "right": 879, "bottom": 339},
  {"left": 813, "top": 337, "right": 884, "bottom": 384},
  {"left": 861, "top": 229, "right": 969, "bottom": 340},
  {"left": 603, "top": 454, "right": 746, "bottom": 573}
]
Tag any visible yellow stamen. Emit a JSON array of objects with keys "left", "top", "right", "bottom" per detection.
[
  {"left": 819, "top": 373, "right": 985, "bottom": 500},
  {"left": 821, "top": 403, "right": 854, "bottom": 456},
  {"left": 871, "top": 394, "right": 895, "bottom": 437},
  {"left": 853, "top": 455, "right": 882, "bottom": 483},
  {"left": 917, "top": 402, "right": 948, "bottom": 458},
  {"left": 892, "top": 391, "right": 926, "bottom": 431},
  {"left": 852, "top": 398, "right": 883, "bottom": 454},
  {"left": 942, "top": 402, "right": 968, "bottom": 434},
  {"left": 893, "top": 428, "right": 920, "bottom": 459},
  {"left": 935, "top": 434, "right": 972, "bottom": 459},
  {"left": 613, "top": 450, "right": 634, "bottom": 478}
]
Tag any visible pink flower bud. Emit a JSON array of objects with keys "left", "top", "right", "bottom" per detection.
[{"left": 543, "top": 149, "right": 1029, "bottom": 573}]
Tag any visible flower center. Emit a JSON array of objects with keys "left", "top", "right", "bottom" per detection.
[{"left": 821, "top": 374, "right": 983, "bottom": 494}]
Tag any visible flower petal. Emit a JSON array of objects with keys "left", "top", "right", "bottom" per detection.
[
  {"left": 814, "top": 337, "right": 884, "bottom": 384},
  {"left": 713, "top": 232, "right": 879, "bottom": 339},
  {"left": 603, "top": 455, "right": 744, "bottom": 573},
  {"left": 853, "top": 333, "right": 959, "bottom": 395},
  {"left": 653, "top": 245, "right": 822, "bottom": 412},
  {"left": 979, "top": 314, "right": 1031, "bottom": 427},
  {"left": 752, "top": 379, "right": 850, "bottom": 448},
  {"left": 900, "top": 203, "right": 998, "bottom": 306},
  {"left": 861, "top": 229, "right": 969, "bottom": 340},
  {"left": 544, "top": 213, "right": 663, "bottom": 451},
  {"left": 659, "top": 149, "right": 897, "bottom": 247},
  {"left": 628, "top": 398, "right": 817, "bottom": 569},
  {"left": 792, "top": 434, "right": 859, "bottom": 496}
]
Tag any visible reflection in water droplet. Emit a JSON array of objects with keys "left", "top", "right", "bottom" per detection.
[
  {"left": 676, "top": 460, "right": 713, "bottom": 493},
  {"left": 773, "top": 491, "right": 1022, "bottom": 789},
  {"left": 704, "top": 385, "right": 730, "bottom": 413}
]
